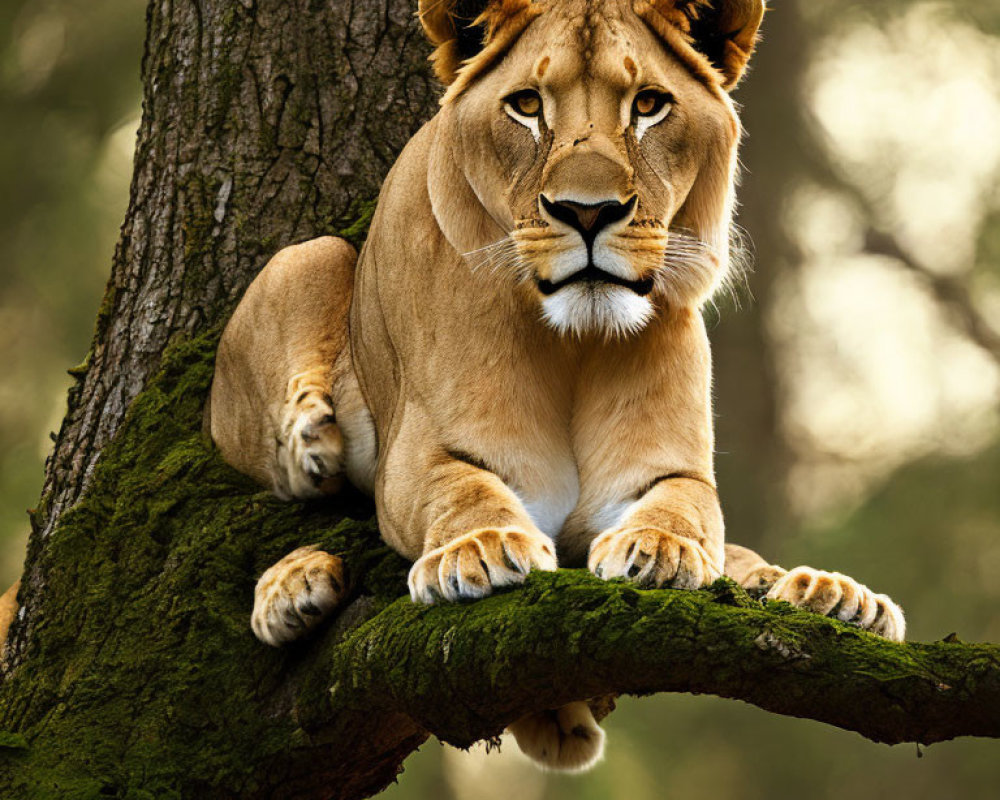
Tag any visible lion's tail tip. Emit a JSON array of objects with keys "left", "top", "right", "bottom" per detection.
[{"left": 507, "top": 700, "right": 606, "bottom": 773}]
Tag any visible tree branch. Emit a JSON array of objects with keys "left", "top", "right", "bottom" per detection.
[
  {"left": 321, "top": 573, "right": 1000, "bottom": 748},
  {"left": 1, "top": 336, "right": 997, "bottom": 800},
  {"left": 281, "top": 568, "right": 1000, "bottom": 799},
  {"left": 862, "top": 228, "right": 1000, "bottom": 363}
]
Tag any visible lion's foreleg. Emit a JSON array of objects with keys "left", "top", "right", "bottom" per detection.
[
  {"left": 380, "top": 442, "right": 557, "bottom": 604},
  {"left": 588, "top": 477, "right": 724, "bottom": 590}
]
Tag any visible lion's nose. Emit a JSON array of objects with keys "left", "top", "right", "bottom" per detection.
[{"left": 540, "top": 195, "right": 637, "bottom": 243}]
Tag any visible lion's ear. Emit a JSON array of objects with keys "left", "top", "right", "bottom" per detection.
[
  {"left": 419, "top": 0, "right": 490, "bottom": 84},
  {"left": 418, "top": 0, "right": 540, "bottom": 86},
  {"left": 638, "top": 0, "right": 766, "bottom": 90}
]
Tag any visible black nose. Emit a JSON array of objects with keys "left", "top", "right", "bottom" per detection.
[{"left": 540, "top": 195, "right": 637, "bottom": 244}]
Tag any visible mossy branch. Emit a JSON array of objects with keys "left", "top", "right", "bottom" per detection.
[
  {"left": 316, "top": 572, "right": 1000, "bottom": 753},
  {"left": 2, "top": 336, "right": 998, "bottom": 800}
]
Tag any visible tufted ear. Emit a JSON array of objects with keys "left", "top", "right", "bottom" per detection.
[
  {"left": 418, "top": 0, "right": 542, "bottom": 88},
  {"left": 636, "top": 0, "right": 766, "bottom": 90}
]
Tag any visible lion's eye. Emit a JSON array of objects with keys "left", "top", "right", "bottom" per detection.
[
  {"left": 505, "top": 90, "right": 542, "bottom": 118},
  {"left": 632, "top": 89, "right": 672, "bottom": 119}
]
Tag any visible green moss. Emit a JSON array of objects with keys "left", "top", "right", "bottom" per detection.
[
  {"left": 0, "top": 732, "right": 27, "bottom": 751},
  {"left": 336, "top": 198, "right": 379, "bottom": 250},
  {"left": 0, "top": 329, "right": 407, "bottom": 798},
  {"left": 316, "top": 566, "right": 1000, "bottom": 751}
]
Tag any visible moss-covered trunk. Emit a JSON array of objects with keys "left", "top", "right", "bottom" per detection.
[
  {"left": 10, "top": 0, "right": 439, "bottom": 670},
  {"left": 1, "top": 2, "right": 999, "bottom": 798}
]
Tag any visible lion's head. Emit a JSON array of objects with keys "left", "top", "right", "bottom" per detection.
[{"left": 419, "top": 0, "right": 764, "bottom": 336}]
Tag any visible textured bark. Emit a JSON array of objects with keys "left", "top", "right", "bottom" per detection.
[{"left": 1, "top": 2, "right": 999, "bottom": 799}]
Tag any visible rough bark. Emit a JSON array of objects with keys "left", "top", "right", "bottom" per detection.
[{"left": 1, "top": 2, "right": 999, "bottom": 799}]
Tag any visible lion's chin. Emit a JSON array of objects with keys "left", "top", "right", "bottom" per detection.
[{"left": 540, "top": 283, "right": 655, "bottom": 339}]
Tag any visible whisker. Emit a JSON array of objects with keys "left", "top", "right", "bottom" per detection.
[
  {"left": 651, "top": 228, "right": 723, "bottom": 304},
  {"left": 462, "top": 235, "right": 532, "bottom": 285},
  {"left": 461, "top": 238, "right": 511, "bottom": 259},
  {"left": 463, "top": 237, "right": 514, "bottom": 274}
]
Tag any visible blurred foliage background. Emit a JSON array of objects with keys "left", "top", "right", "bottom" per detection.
[{"left": 0, "top": 0, "right": 997, "bottom": 797}]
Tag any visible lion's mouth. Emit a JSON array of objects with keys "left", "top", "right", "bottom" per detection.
[{"left": 536, "top": 264, "right": 655, "bottom": 297}]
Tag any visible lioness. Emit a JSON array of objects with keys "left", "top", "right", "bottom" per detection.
[{"left": 209, "top": 0, "right": 906, "bottom": 772}]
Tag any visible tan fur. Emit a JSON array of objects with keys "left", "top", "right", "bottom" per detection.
[
  {"left": 508, "top": 701, "right": 606, "bottom": 772},
  {"left": 767, "top": 567, "right": 905, "bottom": 642},
  {"left": 356, "top": 0, "right": 744, "bottom": 587},
  {"left": 210, "top": 0, "right": 905, "bottom": 771},
  {"left": 722, "top": 545, "right": 904, "bottom": 641}
]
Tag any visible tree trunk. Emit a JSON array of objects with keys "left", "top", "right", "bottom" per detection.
[
  {"left": 710, "top": 1, "right": 808, "bottom": 549},
  {"left": 1, "top": 2, "right": 998, "bottom": 799},
  {"left": 10, "top": 0, "right": 440, "bottom": 671}
]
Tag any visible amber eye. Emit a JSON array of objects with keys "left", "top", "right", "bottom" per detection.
[
  {"left": 633, "top": 89, "right": 672, "bottom": 118},
  {"left": 505, "top": 89, "right": 542, "bottom": 118}
]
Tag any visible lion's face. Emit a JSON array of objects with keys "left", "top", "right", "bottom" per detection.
[{"left": 424, "top": 0, "right": 762, "bottom": 337}]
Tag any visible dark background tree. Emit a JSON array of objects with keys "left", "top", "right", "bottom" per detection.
[{"left": 1, "top": 1, "right": 998, "bottom": 798}]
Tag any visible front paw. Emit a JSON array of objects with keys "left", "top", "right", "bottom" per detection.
[
  {"left": 588, "top": 524, "right": 721, "bottom": 590},
  {"left": 408, "top": 527, "right": 557, "bottom": 604},
  {"left": 766, "top": 566, "right": 906, "bottom": 642},
  {"left": 251, "top": 546, "right": 347, "bottom": 646}
]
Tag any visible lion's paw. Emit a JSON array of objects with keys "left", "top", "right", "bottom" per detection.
[
  {"left": 408, "top": 527, "right": 557, "bottom": 604},
  {"left": 766, "top": 566, "right": 905, "bottom": 642},
  {"left": 251, "top": 546, "right": 347, "bottom": 646},
  {"left": 280, "top": 393, "right": 345, "bottom": 499},
  {"left": 740, "top": 564, "right": 789, "bottom": 597},
  {"left": 588, "top": 525, "right": 721, "bottom": 590},
  {"left": 508, "top": 701, "right": 605, "bottom": 772}
]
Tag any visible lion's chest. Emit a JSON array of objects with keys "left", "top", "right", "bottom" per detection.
[
  {"left": 440, "top": 360, "right": 642, "bottom": 543},
  {"left": 459, "top": 418, "right": 580, "bottom": 540},
  {"left": 512, "top": 452, "right": 581, "bottom": 539}
]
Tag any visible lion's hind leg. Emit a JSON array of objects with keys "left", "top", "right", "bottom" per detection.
[
  {"left": 724, "top": 544, "right": 906, "bottom": 642},
  {"left": 0, "top": 580, "right": 20, "bottom": 660},
  {"left": 211, "top": 237, "right": 371, "bottom": 501},
  {"left": 251, "top": 546, "right": 348, "bottom": 646},
  {"left": 765, "top": 566, "right": 905, "bottom": 642}
]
